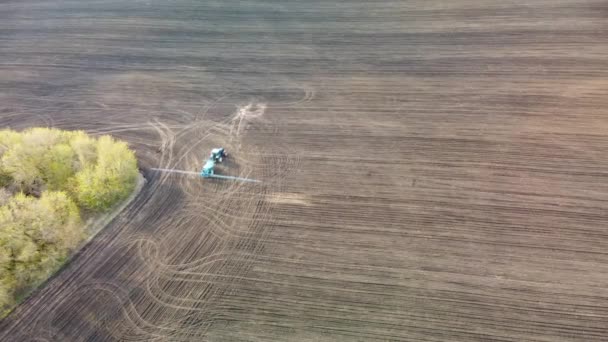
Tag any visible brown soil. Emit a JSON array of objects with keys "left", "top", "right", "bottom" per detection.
[{"left": 1, "top": 0, "right": 608, "bottom": 341}]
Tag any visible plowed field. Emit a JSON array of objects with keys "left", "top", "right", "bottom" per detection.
[{"left": 2, "top": 0, "right": 608, "bottom": 341}]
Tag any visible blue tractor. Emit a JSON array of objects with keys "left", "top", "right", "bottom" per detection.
[
  {"left": 153, "top": 147, "right": 258, "bottom": 183},
  {"left": 201, "top": 159, "right": 215, "bottom": 178},
  {"left": 210, "top": 148, "right": 227, "bottom": 163},
  {"left": 201, "top": 148, "right": 228, "bottom": 178}
]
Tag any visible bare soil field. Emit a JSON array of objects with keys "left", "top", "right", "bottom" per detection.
[{"left": 2, "top": 0, "right": 608, "bottom": 341}]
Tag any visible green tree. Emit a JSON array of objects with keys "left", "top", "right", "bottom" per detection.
[
  {"left": 0, "top": 130, "right": 22, "bottom": 156},
  {"left": 74, "top": 135, "right": 138, "bottom": 211},
  {"left": 0, "top": 141, "right": 42, "bottom": 193},
  {"left": 0, "top": 130, "right": 21, "bottom": 188},
  {"left": 44, "top": 143, "right": 77, "bottom": 190},
  {"left": 0, "top": 128, "right": 139, "bottom": 315},
  {"left": 0, "top": 129, "right": 19, "bottom": 191},
  {"left": 0, "top": 128, "right": 74, "bottom": 194},
  {"left": 69, "top": 131, "right": 97, "bottom": 170},
  {"left": 0, "top": 191, "right": 83, "bottom": 314}
]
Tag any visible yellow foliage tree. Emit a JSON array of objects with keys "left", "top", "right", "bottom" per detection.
[
  {"left": 0, "top": 128, "right": 139, "bottom": 316},
  {"left": 69, "top": 131, "right": 97, "bottom": 170},
  {"left": 0, "top": 130, "right": 18, "bottom": 188},
  {"left": 0, "top": 191, "right": 83, "bottom": 315},
  {"left": 0, "top": 128, "right": 75, "bottom": 193},
  {"left": 74, "top": 135, "right": 138, "bottom": 211},
  {"left": 0, "top": 129, "right": 138, "bottom": 209}
]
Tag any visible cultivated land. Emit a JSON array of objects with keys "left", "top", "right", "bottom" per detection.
[{"left": 2, "top": 0, "right": 608, "bottom": 341}]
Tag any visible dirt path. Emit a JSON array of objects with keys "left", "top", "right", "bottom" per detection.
[{"left": 2, "top": 0, "right": 608, "bottom": 341}]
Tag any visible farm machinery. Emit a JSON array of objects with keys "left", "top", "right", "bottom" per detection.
[
  {"left": 210, "top": 147, "right": 227, "bottom": 162},
  {"left": 152, "top": 148, "right": 259, "bottom": 183}
]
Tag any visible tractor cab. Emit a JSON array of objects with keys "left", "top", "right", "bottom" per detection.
[
  {"left": 201, "top": 159, "right": 215, "bottom": 178},
  {"left": 210, "top": 148, "right": 227, "bottom": 163}
]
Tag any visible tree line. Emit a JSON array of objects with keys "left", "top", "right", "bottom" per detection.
[{"left": 0, "top": 128, "right": 139, "bottom": 316}]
